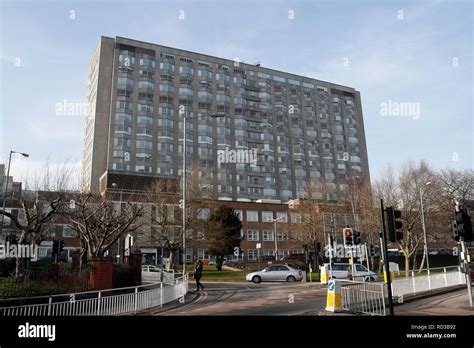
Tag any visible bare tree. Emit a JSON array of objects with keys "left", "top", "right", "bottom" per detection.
[
  {"left": 293, "top": 180, "right": 334, "bottom": 248},
  {"left": 145, "top": 179, "right": 181, "bottom": 269},
  {"left": 375, "top": 160, "right": 437, "bottom": 275},
  {"left": 438, "top": 168, "right": 474, "bottom": 204},
  {"left": 342, "top": 173, "right": 380, "bottom": 267},
  {"left": 144, "top": 164, "right": 208, "bottom": 269},
  {"left": 65, "top": 193, "right": 143, "bottom": 260},
  {"left": 0, "top": 191, "right": 64, "bottom": 277},
  {"left": 24, "top": 157, "right": 80, "bottom": 193}
]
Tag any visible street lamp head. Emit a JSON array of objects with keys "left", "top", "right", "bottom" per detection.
[
  {"left": 111, "top": 183, "right": 118, "bottom": 188},
  {"left": 11, "top": 151, "right": 29, "bottom": 158}
]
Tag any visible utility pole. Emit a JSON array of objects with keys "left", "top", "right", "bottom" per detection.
[{"left": 182, "top": 115, "right": 187, "bottom": 278}]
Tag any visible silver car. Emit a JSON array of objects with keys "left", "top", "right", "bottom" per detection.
[{"left": 246, "top": 264, "right": 303, "bottom": 283}]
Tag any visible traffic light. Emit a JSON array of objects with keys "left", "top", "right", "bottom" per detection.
[
  {"left": 52, "top": 240, "right": 59, "bottom": 256},
  {"left": 454, "top": 206, "right": 473, "bottom": 242},
  {"left": 369, "top": 244, "right": 376, "bottom": 257},
  {"left": 315, "top": 242, "right": 321, "bottom": 253},
  {"left": 353, "top": 230, "right": 361, "bottom": 245},
  {"left": 343, "top": 227, "right": 353, "bottom": 247},
  {"left": 386, "top": 206, "right": 403, "bottom": 242},
  {"left": 452, "top": 220, "right": 460, "bottom": 242},
  {"left": 59, "top": 240, "right": 65, "bottom": 253}
]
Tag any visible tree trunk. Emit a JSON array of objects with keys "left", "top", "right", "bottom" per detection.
[
  {"left": 404, "top": 253, "right": 410, "bottom": 277},
  {"left": 216, "top": 255, "right": 223, "bottom": 271},
  {"left": 168, "top": 250, "right": 174, "bottom": 271},
  {"left": 418, "top": 249, "right": 426, "bottom": 273},
  {"left": 413, "top": 252, "right": 418, "bottom": 272}
]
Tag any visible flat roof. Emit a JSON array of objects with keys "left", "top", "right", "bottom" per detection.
[{"left": 105, "top": 36, "right": 359, "bottom": 93}]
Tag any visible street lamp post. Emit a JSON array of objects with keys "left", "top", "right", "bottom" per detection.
[
  {"left": 268, "top": 217, "right": 284, "bottom": 260},
  {"left": 181, "top": 112, "right": 224, "bottom": 278},
  {"left": 111, "top": 182, "right": 123, "bottom": 263},
  {"left": 419, "top": 182, "right": 431, "bottom": 274},
  {"left": 1, "top": 151, "right": 29, "bottom": 235}
]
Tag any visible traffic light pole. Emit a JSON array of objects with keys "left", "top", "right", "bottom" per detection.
[
  {"left": 459, "top": 238, "right": 473, "bottom": 307},
  {"left": 380, "top": 199, "right": 394, "bottom": 316}
]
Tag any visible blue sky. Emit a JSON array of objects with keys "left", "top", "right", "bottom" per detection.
[{"left": 0, "top": 0, "right": 472, "bottom": 186}]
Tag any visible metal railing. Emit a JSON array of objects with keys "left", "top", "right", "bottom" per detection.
[
  {"left": 0, "top": 274, "right": 188, "bottom": 316},
  {"left": 339, "top": 266, "right": 466, "bottom": 316},
  {"left": 391, "top": 266, "right": 465, "bottom": 298},
  {"left": 341, "top": 280, "right": 386, "bottom": 316}
]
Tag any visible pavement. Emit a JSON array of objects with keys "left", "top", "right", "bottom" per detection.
[{"left": 395, "top": 288, "right": 474, "bottom": 315}]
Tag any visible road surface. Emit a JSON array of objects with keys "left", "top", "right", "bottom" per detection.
[{"left": 146, "top": 282, "right": 327, "bottom": 316}]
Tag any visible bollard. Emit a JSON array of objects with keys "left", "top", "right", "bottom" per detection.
[
  {"left": 320, "top": 264, "right": 330, "bottom": 284},
  {"left": 325, "top": 280, "right": 342, "bottom": 312}
]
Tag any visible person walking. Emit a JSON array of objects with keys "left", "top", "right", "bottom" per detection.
[{"left": 194, "top": 259, "right": 204, "bottom": 291}]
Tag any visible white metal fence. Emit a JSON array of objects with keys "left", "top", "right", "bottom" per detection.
[
  {"left": 0, "top": 274, "right": 188, "bottom": 316},
  {"left": 391, "top": 266, "right": 465, "bottom": 299},
  {"left": 341, "top": 281, "right": 386, "bottom": 316},
  {"left": 339, "top": 266, "right": 466, "bottom": 316}
]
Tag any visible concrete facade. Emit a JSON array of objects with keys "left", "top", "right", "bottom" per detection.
[{"left": 81, "top": 36, "right": 370, "bottom": 203}]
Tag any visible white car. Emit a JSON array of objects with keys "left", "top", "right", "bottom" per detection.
[
  {"left": 141, "top": 265, "right": 175, "bottom": 283},
  {"left": 327, "top": 263, "right": 377, "bottom": 282},
  {"left": 246, "top": 264, "right": 304, "bottom": 283}
]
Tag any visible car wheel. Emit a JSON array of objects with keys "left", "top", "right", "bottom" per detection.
[
  {"left": 286, "top": 275, "right": 296, "bottom": 282},
  {"left": 252, "top": 275, "right": 262, "bottom": 284},
  {"left": 369, "top": 277, "right": 375, "bottom": 282}
]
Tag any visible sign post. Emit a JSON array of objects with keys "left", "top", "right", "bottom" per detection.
[{"left": 256, "top": 243, "right": 261, "bottom": 270}]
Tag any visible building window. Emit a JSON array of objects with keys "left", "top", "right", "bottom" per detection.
[
  {"left": 198, "top": 249, "right": 209, "bottom": 260},
  {"left": 136, "top": 140, "right": 153, "bottom": 149},
  {"left": 263, "top": 249, "right": 275, "bottom": 257},
  {"left": 198, "top": 208, "right": 210, "bottom": 220},
  {"left": 117, "top": 77, "right": 134, "bottom": 87},
  {"left": 136, "top": 152, "right": 152, "bottom": 161},
  {"left": 157, "top": 143, "right": 173, "bottom": 151},
  {"left": 276, "top": 212, "right": 288, "bottom": 223},
  {"left": 278, "top": 250, "right": 290, "bottom": 258},
  {"left": 277, "top": 231, "right": 289, "bottom": 241},
  {"left": 262, "top": 211, "right": 273, "bottom": 222},
  {"left": 137, "top": 115, "right": 153, "bottom": 125},
  {"left": 246, "top": 210, "right": 258, "bottom": 222},
  {"left": 138, "top": 104, "right": 153, "bottom": 113},
  {"left": 135, "top": 165, "right": 152, "bottom": 173},
  {"left": 112, "top": 163, "right": 130, "bottom": 171},
  {"left": 247, "top": 249, "right": 258, "bottom": 261},
  {"left": 160, "top": 62, "right": 175, "bottom": 71},
  {"left": 115, "top": 113, "right": 132, "bottom": 122},
  {"left": 139, "top": 58, "right": 155, "bottom": 68},
  {"left": 247, "top": 230, "right": 259, "bottom": 241},
  {"left": 186, "top": 248, "right": 192, "bottom": 262},
  {"left": 158, "top": 155, "right": 172, "bottom": 163},
  {"left": 262, "top": 230, "right": 274, "bottom": 241},
  {"left": 291, "top": 213, "right": 301, "bottom": 224}
]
